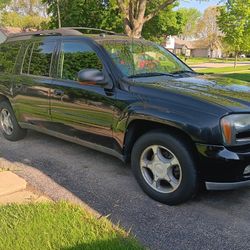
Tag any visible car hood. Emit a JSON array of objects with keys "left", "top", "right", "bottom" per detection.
[{"left": 130, "top": 74, "right": 250, "bottom": 113}]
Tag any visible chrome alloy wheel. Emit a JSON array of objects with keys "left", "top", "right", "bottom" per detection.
[
  {"left": 140, "top": 145, "right": 182, "bottom": 193},
  {"left": 0, "top": 108, "right": 14, "bottom": 135}
]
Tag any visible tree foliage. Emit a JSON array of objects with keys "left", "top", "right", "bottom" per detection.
[
  {"left": 142, "top": 8, "right": 186, "bottom": 42},
  {"left": 195, "top": 6, "right": 222, "bottom": 54},
  {"left": 1, "top": 11, "right": 48, "bottom": 29},
  {"left": 116, "top": 0, "right": 208, "bottom": 38},
  {"left": 217, "top": 0, "right": 250, "bottom": 53},
  {"left": 44, "top": 0, "right": 187, "bottom": 42},
  {"left": 43, "top": 0, "right": 123, "bottom": 32},
  {"left": 178, "top": 8, "right": 201, "bottom": 40}
]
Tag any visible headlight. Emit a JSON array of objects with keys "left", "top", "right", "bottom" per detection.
[{"left": 221, "top": 114, "right": 250, "bottom": 146}]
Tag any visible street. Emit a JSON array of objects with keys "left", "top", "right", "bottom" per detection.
[{"left": 0, "top": 131, "right": 249, "bottom": 250}]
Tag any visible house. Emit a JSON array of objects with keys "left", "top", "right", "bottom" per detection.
[{"left": 164, "top": 36, "right": 222, "bottom": 58}]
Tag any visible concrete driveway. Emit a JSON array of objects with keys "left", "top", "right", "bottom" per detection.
[{"left": 0, "top": 131, "right": 249, "bottom": 250}]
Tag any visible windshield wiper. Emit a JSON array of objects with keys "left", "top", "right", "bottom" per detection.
[
  {"left": 128, "top": 72, "right": 175, "bottom": 78},
  {"left": 172, "top": 70, "right": 200, "bottom": 75}
]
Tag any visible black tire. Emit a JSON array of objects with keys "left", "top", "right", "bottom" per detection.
[
  {"left": 0, "top": 100, "right": 27, "bottom": 141},
  {"left": 131, "top": 131, "right": 198, "bottom": 205}
]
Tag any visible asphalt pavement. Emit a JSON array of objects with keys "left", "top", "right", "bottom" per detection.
[{"left": 0, "top": 131, "right": 249, "bottom": 250}]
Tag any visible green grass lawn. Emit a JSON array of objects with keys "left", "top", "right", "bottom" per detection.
[
  {"left": 217, "top": 72, "right": 250, "bottom": 82},
  {"left": 181, "top": 57, "right": 250, "bottom": 65},
  {"left": 195, "top": 65, "right": 250, "bottom": 82},
  {"left": 195, "top": 65, "right": 250, "bottom": 74},
  {"left": 0, "top": 202, "right": 143, "bottom": 250}
]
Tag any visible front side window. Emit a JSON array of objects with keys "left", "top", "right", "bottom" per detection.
[
  {"left": 0, "top": 42, "right": 21, "bottom": 74},
  {"left": 98, "top": 40, "right": 190, "bottom": 77},
  {"left": 59, "top": 42, "right": 103, "bottom": 81},
  {"left": 22, "top": 41, "right": 56, "bottom": 77}
]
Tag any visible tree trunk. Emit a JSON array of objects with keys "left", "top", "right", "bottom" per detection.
[
  {"left": 124, "top": 20, "right": 144, "bottom": 38},
  {"left": 234, "top": 51, "right": 238, "bottom": 68},
  {"left": 118, "top": 0, "right": 176, "bottom": 38},
  {"left": 57, "top": 0, "right": 61, "bottom": 28}
]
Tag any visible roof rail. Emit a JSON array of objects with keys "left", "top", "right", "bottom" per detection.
[
  {"left": 62, "top": 27, "right": 117, "bottom": 35},
  {"left": 7, "top": 27, "right": 125, "bottom": 39},
  {"left": 8, "top": 28, "right": 82, "bottom": 38}
]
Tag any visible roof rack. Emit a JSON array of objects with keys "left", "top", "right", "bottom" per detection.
[
  {"left": 7, "top": 27, "right": 124, "bottom": 39},
  {"left": 8, "top": 28, "right": 82, "bottom": 38},
  {"left": 64, "top": 27, "right": 117, "bottom": 35}
]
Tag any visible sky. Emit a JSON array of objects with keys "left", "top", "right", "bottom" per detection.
[{"left": 178, "top": 0, "right": 222, "bottom": 12}]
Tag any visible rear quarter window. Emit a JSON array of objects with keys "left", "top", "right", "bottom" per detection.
[
  {"left": 0, "top": 42, "right": 22, "bottom": 74},
  {"left": 22, "top": 41, "right": 56, "bottom": 77}
]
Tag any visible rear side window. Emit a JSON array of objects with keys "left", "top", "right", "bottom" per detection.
[
  {"left": 59, "top": 42, "right": 103, "bottom": 81},
  {"left": 0, "top": 42, "right": 21, "bottom": 74},
  {"left": 22, "top": 41, "right": 56, "bottom": 77}
]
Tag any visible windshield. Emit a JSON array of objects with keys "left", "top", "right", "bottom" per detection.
[{"left": 98, "top": 39, "right": 191, "bottom": 77}]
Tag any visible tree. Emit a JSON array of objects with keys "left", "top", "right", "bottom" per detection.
[
  {"left": 1, "top": 11, "right": 48, "bottom": 29},
  {"left": 116, "top": 0, "right": 209, "bottom": 38},
  {"left": 43, "top": 0, "right": 123, "bottom": 31},
  {"left": 196, "top": 6, "right": 222, "bottom": 57},
  {"left": 142, "top": 7, "right": 186, "bottom": 42},
  {"left": 217, "top": 0, "right": 250, "bottom": 67},
  {"left": 178, "top": 8, "right": 201, "bottom": 40}
]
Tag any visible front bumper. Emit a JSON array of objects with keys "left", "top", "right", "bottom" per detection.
[
  {"left": 206, "top": 180, "right": 250, "bottom": 190},
  {"left": 196, "top": 143, "right": 250, "bottom": 190}
]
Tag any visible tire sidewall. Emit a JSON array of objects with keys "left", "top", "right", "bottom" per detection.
[
  {"left": 131, "top": 132, "right": 198, "bottom": 205},
  {"left": 0, "top": 101, "right": 25, "bottom": 141}
]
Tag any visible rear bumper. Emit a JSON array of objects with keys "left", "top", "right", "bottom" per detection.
[{"left": 196, "top": 143, "right": 250, "bottom": 190}]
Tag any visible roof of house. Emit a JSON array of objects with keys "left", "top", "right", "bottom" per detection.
[
  {"left": 174, "top": 37, "right": 221, "bottom": 50},
  {"left": 0, "top": 27, "right": 22, "bottom": 35}
]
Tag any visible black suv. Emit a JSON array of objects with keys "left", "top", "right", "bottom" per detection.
[{"left": 0, "top": 28, "right": 249, "bottom": 205}]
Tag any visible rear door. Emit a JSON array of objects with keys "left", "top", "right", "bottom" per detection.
[
  {"left": 49, "top": 39, "right": 116, "bottom": 149},
  {"left": 12, "top": 38, "right": 57, "bottom": 128}
]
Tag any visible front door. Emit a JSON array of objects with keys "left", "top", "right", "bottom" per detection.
[{"left": 50, "top": 40, "right": 115, "bottom": 149}]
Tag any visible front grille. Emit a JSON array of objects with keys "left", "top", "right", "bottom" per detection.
[{"left": 236, "top": 130, "right": 250, "bottom": 141}]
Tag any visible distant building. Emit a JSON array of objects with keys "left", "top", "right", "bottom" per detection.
[{"left": 164, "top": 36, "right": 222, "bottom": 58}]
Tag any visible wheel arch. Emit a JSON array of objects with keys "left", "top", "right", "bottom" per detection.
[
  {"left": 0, "top": 94, "right": 9, "bottom": 103},
  {"left": 123, "top": 119, "right": 198, "bottom": 163}
]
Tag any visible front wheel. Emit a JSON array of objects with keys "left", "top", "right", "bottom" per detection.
[{"left": 131, "top": 131, "right": 198, "bottom": 205}]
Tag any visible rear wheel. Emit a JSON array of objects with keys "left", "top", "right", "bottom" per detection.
[
  {"left": 0, "top": 101, "right": 27, "bottom": 141},
  {"left": 131, "top": 131, "right": 198, "bottom": 205}
]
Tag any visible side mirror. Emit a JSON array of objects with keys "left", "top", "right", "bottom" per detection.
[{"left": 77, "top": 69, "right": 107, "bottom": 86}]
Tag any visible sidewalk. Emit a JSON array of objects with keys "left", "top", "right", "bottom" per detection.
[{"left": 0, "top": 171, "right": 50, "bottom": 205}]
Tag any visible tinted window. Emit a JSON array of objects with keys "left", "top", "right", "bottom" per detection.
[
  {"left": 59, "top": 42, "right": 102, "bottom": 81},
  {"left": 24, "top": 42, "right": 56, "bottom": 76},
  {"left": 99, "top": 40, "right": 190, "bottom": 77},
  {"left": 0, "top": 42, "right": 21, "bottom": 74}
]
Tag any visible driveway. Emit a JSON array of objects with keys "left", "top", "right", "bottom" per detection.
[{"left": 0, "top": 131, "right": 249, "bottom": 250}]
